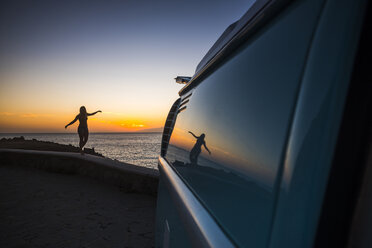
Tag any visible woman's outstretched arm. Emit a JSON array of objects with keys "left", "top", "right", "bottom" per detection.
[
  {"left": 87, "top": 110, "right": 102, "bottom": 116},
  {"left": 188, "top": 131, "right": 198, "bottom": 139},
  {"left": 65, "top": 115, "right": 79, "bottom": 129},
  {"left": 203, "top": 142, "right": 211, "bottom": 155}
]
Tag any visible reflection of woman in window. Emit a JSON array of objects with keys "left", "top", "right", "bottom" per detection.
[
  {"left": 188, "top": 131, "right": 211, "bottom": 164},
  {"left": 65, "top": 106, "right": 101, "bottom": 154}
]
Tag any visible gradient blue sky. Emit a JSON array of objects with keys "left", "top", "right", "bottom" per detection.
[{"left": 0, "top": 0, "right": 255, "bottom": 132}]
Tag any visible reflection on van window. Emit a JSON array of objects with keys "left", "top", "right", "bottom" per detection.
[
  {"left": 165, "top": 0, "right": 326, "bottom": 246},
  {"left": 188, "top": 131, "right": 211, "bottom": 164}
]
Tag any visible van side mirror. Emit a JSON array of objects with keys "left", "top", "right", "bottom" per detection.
[{"left": 175, "top": 76, "right": 191, "bottom": 84}]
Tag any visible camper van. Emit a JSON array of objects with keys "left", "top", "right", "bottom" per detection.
[{"left": 156, "top": 0, "right": 371, "bottom": 247}]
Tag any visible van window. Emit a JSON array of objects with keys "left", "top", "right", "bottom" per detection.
[{"left": 165, "top": 0, "right": 325, "bottom": 246}]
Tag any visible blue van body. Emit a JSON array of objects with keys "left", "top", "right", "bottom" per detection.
[{"left": 156, "top": 0, "right": 369, "bottom": 247}]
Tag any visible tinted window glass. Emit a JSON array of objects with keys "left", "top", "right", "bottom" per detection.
[{"left": 165, "top": 0, "right": 324, "bottom": 246}]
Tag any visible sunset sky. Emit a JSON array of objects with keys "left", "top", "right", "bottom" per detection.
[{"left": 0, "top": 0, "right": 253, "bottom": 133}]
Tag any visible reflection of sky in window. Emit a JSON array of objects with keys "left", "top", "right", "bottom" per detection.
[
  {"left": 168, "top": 8, "right": 310, "bottom": 187},
  {"left": 170, "top": 119, "right": 277, "bottom": 188}
]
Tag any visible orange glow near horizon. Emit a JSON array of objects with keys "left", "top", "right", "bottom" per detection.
[
  {"left": 0, "top": 69, "right": 178, "bottom": 133},
  {"left": 0, "top": 58, "right": 180, "bottom": 133},
  {"left": 169, "top": 127, "right": 276, "bottom": 187},
  {"left": 0, "top": 110, "right": 165, "bottom": 133}
]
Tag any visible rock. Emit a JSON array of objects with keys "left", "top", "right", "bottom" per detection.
[{"left": 1, "top": 137, "right": 103, "bottom": 157}]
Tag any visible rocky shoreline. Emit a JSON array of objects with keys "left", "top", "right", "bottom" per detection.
[{"left": 0, "top": 136, "right": 103, "bottom": 157}]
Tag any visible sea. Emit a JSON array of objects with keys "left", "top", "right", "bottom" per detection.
[{"left": 0, "top": 133, "right": 162, "bottom": 170}]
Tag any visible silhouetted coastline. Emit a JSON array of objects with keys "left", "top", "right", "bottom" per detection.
[{"left": 0, "top": 136, "right": 103, "bottom": 157}]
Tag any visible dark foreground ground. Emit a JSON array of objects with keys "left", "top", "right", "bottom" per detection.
[{"left": 0, "top": 165, "right": 156, "bottom": 248}]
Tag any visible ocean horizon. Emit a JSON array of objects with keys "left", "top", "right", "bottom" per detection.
[{"left": 0, "top": 132, "right": 162, "bottom": 169}]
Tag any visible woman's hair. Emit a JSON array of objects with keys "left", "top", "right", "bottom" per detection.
[{"left": 80, "top": 106, "right": 87, "bottom": 114}]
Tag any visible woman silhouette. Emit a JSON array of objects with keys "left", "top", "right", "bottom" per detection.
[
  {"left": 65, "top": 106, "right": 101, "bottom": 154},
  {"left": 188, "top": 131, "right": 211, "bottom": 164}
]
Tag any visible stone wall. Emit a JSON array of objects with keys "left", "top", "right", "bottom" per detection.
[{"left": 0, "top": 149, "right": 159, "bottom": 196}]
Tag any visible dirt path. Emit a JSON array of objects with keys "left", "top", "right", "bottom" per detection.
[{"left": 0, "top": 165, "right": 156, "bottom": 248}]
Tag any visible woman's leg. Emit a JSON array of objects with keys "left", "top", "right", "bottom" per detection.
[
  {"left": 82, "top": 128, "right": 89, "bottom": 148},
  {"left": 189, "top": 147, "right": 201, "bottom": 164},
  {"left": 78, "top": 127, "right": 84, "bottom": 153}
]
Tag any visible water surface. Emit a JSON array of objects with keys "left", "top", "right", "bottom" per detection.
[{"left": 0, "top": 133, "right": 162, "bottom": 169}]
